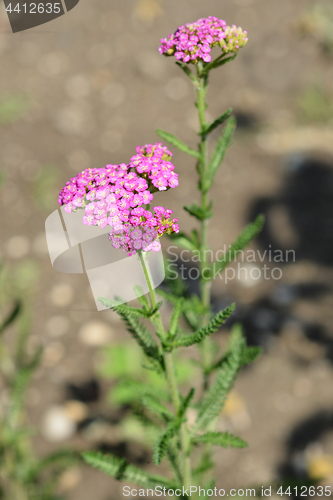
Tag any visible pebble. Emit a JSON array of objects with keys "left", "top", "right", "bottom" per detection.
[
  {"left": 79, "top": 320, "right": 113, "bottom": 346},
  {"left": 49, "top": 284, "right": 74, "bottom": 307},
  {"left": 42, "top": 342, "right": 65, "bottom": 367},
  {"left": 5, "top": 235, "right": 30, "bottom": 258},
  {"left": 46, "top": 316, "right": 70, "bottom": 338},
  {"left": 134, "top": 0, "right": 162, "bottom": 22},
  {"left": 237, "top": 264, "right": 263, "bottom": 288},
  {"left": 42, "top": 406, "right": 76, "bottom": 442},
  {"left": 64, "top": 400, "right": 89, "bottom": 423},
  {"left": 65, "top": 74, "right": 91, "bottom": 99},
  {"left": 58, "top": 468, "right": 81, "bottom": 493}
]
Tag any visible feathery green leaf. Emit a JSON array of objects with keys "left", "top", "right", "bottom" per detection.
[
  {"left": 201, "top": 108, "right": 233, "bottom": 136},
  {"left": 141, "top": 394, "right": 174, "bottom": 421},
  {"left": 207, "top": 117, "right": 236, "bottom": 189},
  {"left": 0, "top": 301, "right": 21, "bottom": 335},
  {"left": 167, "top": 231, "right": 198, "bottom": 252},
  {"left": 184, "top": 203, "right": 213, "bottom": 221},
  {"left": 242, "top": 345, "right": 262, "bottom": 365},
  {"left": 192, "top": 431, "right": 247, "bottom": 448},
  {"left": 172, "top": 303, "right": 235, "bottom": 348},
  {"left": 196, "top": 325, "right": 245, "bottom": 429},
  {"left": 134, "top": 285, "right": 150, "bottom": 310},
  {"left": 179, "top": 387, "right": 195, "bottom": 417},
  {"left": 169, "top": 298, "right": 184, "bottom": 338},
  {"left": 175, "top": 61, "right": 196, "bottom": 82},
  {"left": 111, "top": 306, "right": 161, "bottom": 362},
  {"left": 212, "top": 214, "right": 264, "bottom": 275},
  {"left": 82, "top": 451, "right": 177, "bottom": 490},
  {"left": 156, "top": 129, "right": 200, "bottom": 159},
  {"left": 153, "top": 418, "right": 182, "bottom": 465}
]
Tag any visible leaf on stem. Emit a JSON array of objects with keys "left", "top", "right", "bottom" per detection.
[
  {"left": 153, "top": 418, "right": 182, "bottom": 465},
  {"left": 241, "top": 345, "right": 263, "bottom": 365},
  {"left": 179, "top": 387, "right": 195, "bottom": 416},
  {"left": 142, "top": 394, "right": 174, "bottom": 421},
  {"left": 213, "top": 53, "right": 238, "bottom": 69},
  {"left": 82, "top": 451, "right": 177, "bottom": 489},
  {"left": 167, "top": 231, "right": 198, "bottom": 252},
  {"left": 175, "top": 61, "right": 196, "bottom": 82},
  {"left": 200, "top": 108, "right": 233, "bottom": 136},
  {"left": 99, "top": 298, "right": 161, "bottom": 319},
  {"left": 156, "top": 129, "right": 200, "bottom": 159},
  {"left": 207, "top": 117, "right": 236, "bottom": 189},
  {"left": 168, "top": 298, "right": 184, "bottom": 338},
  {"left": 183, "top": 203, "right": 213, "bottom": 221},
  {"left": 110, "top": 305, "right": 161, "bottom": 363},
  {"left": 134, "top": 285, "right": 150, "bottom": 310},
  {"left": 172, "top": 303, "right": 235, "bottom": 348},
  {"left": 192, "top": 431, "right": 247, "bottom": 448},
  {"left": 0, "top": 300, "right": 21, "bottom": 335},
  {"left": 212, "top": 214, "right": 265, "bottom": 275},
  {"left": 196, "top": 324, "right": 245, "bottom": 429}
]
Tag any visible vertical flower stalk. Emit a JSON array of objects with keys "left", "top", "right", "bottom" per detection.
[
  {"left": 158, "top": 17, "right": 252, "bottom": 388},
  {"left": 138, "top": 250, "right": 192, "bottom": 491},
  {"left": 79, "top": 15, "right": 264, "bottom": 497}
]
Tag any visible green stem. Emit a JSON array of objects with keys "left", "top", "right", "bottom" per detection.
[
  {"left": 138, "top": 251, "right": 192, "bottom": 491},
  {"left": 196, "top": 71, "right": 213, "bottom": 387}
]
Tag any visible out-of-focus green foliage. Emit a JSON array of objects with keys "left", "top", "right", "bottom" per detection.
[
  {"left": 297, "top": 86, "right": 333, "bottom": 124},
  {"left": 297, "top": 1, "right": 333, "bottom": 54},
  {"left": 98, "top": 342, "right": 197, "bottom": 406},
  {"left": 32, "top": 165, "right": 59, "bottom": 210},
  {"left": 0, "top": 93, "right": 31, "bottom": 125},
  {"left": 0, "top": 265, "right": 77, "bottom": 500}
]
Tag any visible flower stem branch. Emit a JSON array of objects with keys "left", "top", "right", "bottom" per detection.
[{"left": 138, "top": 250, "right": 192, "bottom": 491}]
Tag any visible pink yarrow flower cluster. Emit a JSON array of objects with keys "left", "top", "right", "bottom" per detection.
[
  {"left": 58, "top": 143, "right": 180, "bottom": 256},
  {"left": 108, "top": 207, "right": 179, "bottom": 256},
  {"left": 158, "top": 16, "right": 248, "bottom": 64}
]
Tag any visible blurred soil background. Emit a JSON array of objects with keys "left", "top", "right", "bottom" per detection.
[{"left": 0, "top": 0, "right": 333, "bottom": 498}]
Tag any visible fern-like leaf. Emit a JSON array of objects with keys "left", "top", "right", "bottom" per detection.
[
  {"left": 207, "top": 117, "right": 236, "bottom": 189},
  {"left": 201, "top": 108, "right": 233, "bottom": 136},
  {"left": 212, "top": 214, "right": 265, "bottom": 275},
  {"left": 141, "top": 394, "right": 174, "bottom": 421},
  {"left": 192, "top": 431, "right": 247, "bottom": 448},
  {"left": 172, "top": 303, "right": 235, "bottom": 348},
  {"left": 0, "top": 300, "right": 21, "bottom": 335},
  {"left": 111, "top": 307, "right": 161, "bottom": 363},
  {"left": 169, "top": 298, "right": 184, "bottom": 338},
  {"left": 156, "top": 129, "right": 200, "bottom": 159},
  {"left": 153, "top": 418, "right": 182, "bottom": 465},
  {"left": 196, "top": 325, "right": 245, "bottom": 429},
  {"left": 82, "top": 451, "right": 176, "bottom": 489},
  {"left": 184, "top": 203, "right": 213, "bottom": 221}
]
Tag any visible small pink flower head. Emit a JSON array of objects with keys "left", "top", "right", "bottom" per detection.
[
  {"left": 131, "top": 228, "right": 143, "bottom": 239},
  {"left": 158, "top": 17, "right": 247, "bottom": 64},
  {"left": 152, "top": 176, "right": 168, "bottom": 191},
  {"left": 141, "top": 190, "right": 154, "bottom": 204}
]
